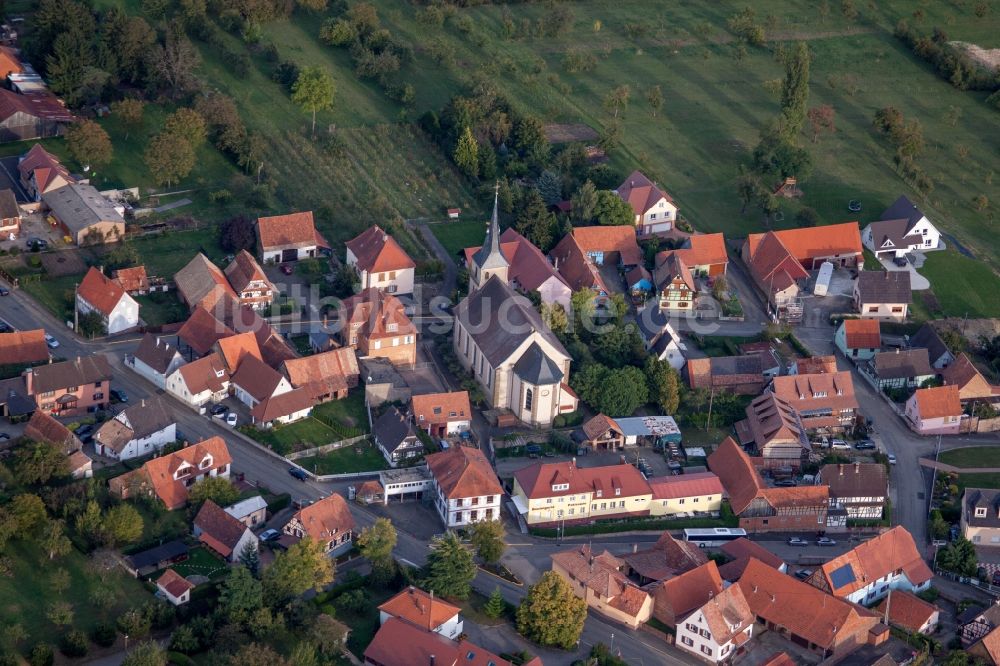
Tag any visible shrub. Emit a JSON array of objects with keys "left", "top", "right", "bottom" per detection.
[
  {"left": 91, "top": 621, "right": 117, "bottom": 647},
  {"left": 28, "top": 644, "right": 54, "bottom": 666},
  {"left": 59, "top": 629, "right": 89, "bottom": 658}
]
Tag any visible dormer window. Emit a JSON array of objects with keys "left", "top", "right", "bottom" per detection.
[
  {"left": 387, "top": 323, "right": 398, "bottom": 332},
  {"left": 615, "top": 488, "right": 621, "bottom": 496},
  {"left": 433, "top": 407, "right": 442, "bottom": 415},
  {"left": 976, "top": 507, "right": 987, "bottom": 518},
  {"left": 215, "top": 369, "right": 225, "bottom": 378},
  {"left": 551, "top": 483, "right": 569, "bottom": 492},
  {"left": 200, "top": 455, "right": 213, "bottom": 470},
  {"left": 595, "top": 489, "right": 602, "bottom": 498}
]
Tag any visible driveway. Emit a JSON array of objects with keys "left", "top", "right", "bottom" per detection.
[{"left": 877, "top": 254, "right": 931, "bottom": 290}]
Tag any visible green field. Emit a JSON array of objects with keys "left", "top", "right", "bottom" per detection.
[
  {"left": 430, "top": 219, "right": 492, "bottom": 260},
  {"left": 940, "top": 447, "right": 1000, "bottom": 469},
  {"left": 917, "top": 251, "right": 1000, "bottom": 318},
  {"left": 295, "top": 440, "right": 389, "bottom": 475}
]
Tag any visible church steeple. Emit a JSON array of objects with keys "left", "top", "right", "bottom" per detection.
[{"left": 469, "top": 183, "right": 509, "bottom": 292}]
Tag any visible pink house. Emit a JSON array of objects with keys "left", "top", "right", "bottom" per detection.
[
  {"left": 905, "top": 385, "right": 963, "bottom": 435},
  {"left": 25, "top": 355, "right": 114, "bottom": 417}
]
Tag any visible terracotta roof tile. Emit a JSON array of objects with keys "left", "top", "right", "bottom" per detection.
[
  {"left": 24, "top": 410, "right": 81, "bottom": 451},
  {"left": 654, "top": 561, "right": 724, "bottom": 624},
  {"left": 224, "top": 250, "right": 274, "bottom": 294},
  {"left": 653, "top": 252, "right": 695, "bottom": 292},
  {"left": 112, "top": 266, "right": 148, "bottom": 293},
  {"left": 660, "top": 233, "right": 728, "bottom": 269},
  {"left": 280, "top": 347, "right": 359, "bottom": 400},
  {"left": 971, "top": 624, "right": 1000, "bottom": 663},
  {"left": 747, "top": 231, "right": 809, "bottom": 292},
  {"left": 0, "top": 329, "right": 49, "bottom": 365},
  {"left": 912, "top": 384, "right": 962, "bottom": 419},
  {"left": 18, "top": 143, "right": 73, "bottom": 194},
  {"left": 426, "top": 445, "right": 502, "bottom": 500},
  {"left": 747, "top": 222, "right": 863, "bottom": 263},
  {"left": 411, "top": 391, "right": 471, "bottom": 426},
  {"left": 257, "top": 211, "right": 327, "bottom": 250},
  {"left": 175, "top": 352, "right": 230, "bottom": 395},
  {"left": 720, "top": 538, "right": 784, "bottom": 572},
  {"left": 695, "top": 583, "right": 754, "bottom": 644},
  {"left": 288, "top": 493, "right": 355, "bottom": 542},
  {"left": 794, "top": 355, "right": 838, "bottom": 374},
  {"left": 771, "top": 371, "right": 858, "bottom": 418},
  {"left": 647, "top": 472, "right": 723, "bottom": 500},
  {"left": 624, "top": 532, "right": 706, "bottom": 581},
  {"left": 569, "top": 225, "right": 643, "bottom": 265},
  {"left": 943, "top": 353, "right": 999, "bottom": 399},
  {"left": 616, "top": 170, "right": 675, "bottom": 214},
  {"left": 342, "top": 288, "right": 416, "bottom": 340},
  {"left": 78, "top": 266, "right": 130, "bottom": 316},
  {"left": 215, "top": 331, "right": 263, "bottom": 373},
  {"left": 174, "top": 253, "right": 236, "bottom": 311},
  {"left": 821, "top": 463, "right": 888, "bottom": 501},
  {"left": 133, "top": 334, "right": 181, "bottom": 374},
  {"left": 581, "top": 413, "right": 622, "bottom": 441},
  {"left": 140, "top": 437, "right": 232, "bottom": 509},
  {"left": 513, "top": 460, "right": 650, "bottom": 501},
  {"left": 814, "top": 527, "right": 933, "bottom": 598},
  {"left": 378, "top": 586, "right": 461, "bottom": 631},
  {"left": 843, "top": 319, "right": 882, "bottom": 349},
  {"left": 553, "top": 544, "right": 649, "bottom": 615},
  {"left": 194, "top": 499, "right": 249, "bottom": 558},
  {"left": 156, "top": 568, "right": 194, "bottom": 598},
  {"left": 707, "top": 437, "right": 765, "bottom": 514},
  {"left": 346, "top": 225, "right": 416, "bottom": 273},
  {"left": 230, "top": 354, "right": 287, "bottom": 402},
  {"left": 250, "top": 387, "right": 313, "bottom": 423},
  {"left": 178, "top": 307, "right": 235, "bottom": 356},
  {"left": 874, "top": 590, "right": 938, "bottom": 633},
  {"left": 550, "top": 233, "right": 608, "bottom": 293},
  {"left": 464, "top": 228, "right": 568, "bottom": 293},
  {"left": 365, "top": 617, "right": 514, "bottom": 666}
]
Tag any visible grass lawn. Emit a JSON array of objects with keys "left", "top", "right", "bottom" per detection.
[
  {"left": 250, "top": 417, "right": 340, "bottom": 453},
  {"left": 0, "top": 540, "right": 147, "bottom": 651},
  {"left": 862, "top": 248, "right": 885, "bottom": 272},
  {"left": 680, "top": 427, "right": 730, "bottom": 451},
  {"left": 955, "top": 473, "right": 1000, "bottom": 493},
  {"left": 312, "top": 391, "right": 370, "bottom": 435},
  {"left": 20, "top": 274, "right": 78, "bottom": 321},
  {"left": 168, "top": 547, "right": 229, "bottom": 580},
  {"left": 917, "top": 250, "right": 1000, "bottom": 318},
  {"left": 135, "top": 292, "right": 189, "bottom": 328},
  {"left": 295, "top": 440, "right": 389, "bottom": 475},
  {"left": 430, "top": 219, "right": 492, "bottom": 260},
  {"left": 939, "top": 447, "right": 1000, "bottom": 469}
]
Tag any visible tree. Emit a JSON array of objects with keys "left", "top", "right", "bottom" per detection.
[
  {"left": 592, "top": 189, "right": 634, "bottom": 226},
  {"left": 807, "top": 104, "right": 835, "bottom": 143},
  {"left": 424, "top": 531, "right": 477, "bottom": 600},
  {"left": 220, "top": 565, "right": 263, "bottom": 624},
  {"left": 645, "top": 356, "right": 680, "bottom": 414},
  {"left": 149, "top": 26, "right": 200, "bottom": 97},
  {"left": 929, "top": 510, "right": 949, "bottom": 540},
  {"left": 9, "top": 493, "right": 47, "bottom": 532},
  {"left": 938, "top": 537, "right": 978, "bottom": 577},
  {"left": 117, "top": 608, "right": 151, "bottom": 639},
  {"left": 516, "top": 571, "right": 587, "bottom": 649},
  {"left": 603, "top": 366, "right": 650, "bottom": 416},
  {"left": 14, "top": 441, "right": 69, "bottom": 485},
  {"left": 104, "top": 243, "right": 140, "bottom": 272},
  {"left": 841, "top": 0, "right": 858, "bottom": 22},
  {"left": 647, "top": 84, "right": 663, "bottom": 117},
  {"left": 111, "top": 99, "right": 144, "bottom": 140},
  {"left": 164, "top": 107, "right": 206, "bottom": 147},
  {"left": 753, "top": 128, "right": 812, "bottom": 179},
  {"left": 263, "top": 537, "right": 334, "bottom": 605},
  {"left": 779, "top": 42, "right": 810, "bottom": 141},
  {"left": 311, "top": 615, "right": 349, "bottom": 656},
  {"left": 220, "top": 215, "right": 256, "bottom": 252},
  {"left": 515, "top": 189, "right": 557, "bottom": 251},
  {"left": 60, "top": 628, "right": 88, "bottom": 658},
  {"left": 292, "top": 66, "right": 335, "bottom": 137},
  {"left": 121, "top": 641, "right": 166, "bottom": 666},
  {"left": 570, "top": 180, "right": 598, "bottom": 223},
  {"left": 711, "top": 275, "right": 730, "bottom": 301},
  {"left": 228, "top": 644, "right": 287, "bottom": 666},
  {"left": 468, "top": 519, "right": 505, "bottom": 565},
  {"left": 40, "top": 519, "right": 72, "bottom": 560},
  {"left": 46, "top": 601, "right": 73, "bottom": 627},
  {"left": 50, "top": 567, "right": 71, "bottom": 595},
  {"left": 357, "top": 517, "right": 397, "bottom": 585},
  {"left": 101, "top": 503, "right": 144, "bottom": 547},
  {"left": 187, "top": 477, "right": 240, "bottom": 509},
  {"left": 974, "top": 195, "right": 990, "bottom": 212},
  {"left": 484, "top": 586, "right": 506, "bottom": 619},
  {"left": 453, "top": 125, "right": 479, "bottom": 179},
  {"left": 795, "top": 206, "right": 820, "bottom": 227},
  {"left": 64, "top": 120, "right": 113, "bottom": 168},
  {"left": 78, "top": 311, "right": 106, "bottom": 338},
  {"left": 75, "top": 500, "right": 104, "bottom": 546},
  {"left": 535, "top": 169, "right": 562, "bottom": 206},
  {"left": 604, "top": 84, "right": 630, "bottom": 118},
  {"left": 289, "top": 642, "right": 319, "bottom": 666},
  {"left": 736, "top": 167, "right": 763, "bottom": 215},
  {"left": 144, "top": 131, "right": 195, "bottom": 186}
]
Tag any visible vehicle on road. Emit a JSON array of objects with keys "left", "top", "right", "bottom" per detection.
[
  {"left": 259, "top": 529, "right": 281, "bottom": 542},
  {"left": 817, "top": 537, "right": 837, "bottom": 546},
  {"left": 787, "top": 537, "right": 808, "bottom": 546},
  {"left": 854, "top": 441, "right": 876, "bottom": 450},
  {"left": 795, "top": 568, "right": 813, "bottom": 580},
  {"left": 774, "top": 479, "right": 798, "bottom": 487},
  {"left": 210, "top": 404, "right": 228, "bottom": 417},
  {"left": 110, "top": 389, "right": 128, "bottom": 404},
  {"left": 887, "top": 454, "right": 897, "bottom": 465},
  {"left": 683, "top": 527, "right": 749, "bottom": 548},
  {"left": 26, "top": 237, "right": 48, "bottom": 250},
  {"left": 288, "top": 467, "right": 308, "bottom": 481},
  {"left": 44, "top": 333, "right": 59, "bottom": 349},
  {"left": 0, "top": 287, "right": 8, "bottom": 296},
  {"left": 225, "top": 412, "right": 238, "bottom": 427}
]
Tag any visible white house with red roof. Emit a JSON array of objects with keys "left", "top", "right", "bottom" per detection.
[
  {"left": 346, "top": 225, "right": 416, "bottom": 295},
  {"left": 257, "top": 211, "right": 329, "bottom": 263},
  {"left": 647, "top": 472, "right": 724, "bottom": 517},
  {"left": 615, "top": 170, "right": 678, "bottom": 236},
  {"left": 155, "top": 569, "right": 194, "bottom": 606},
  {"left": 76, "top": 266, "right": 139, "bottom": 335},
  {"left": 18, "top": 143, "right": 73, "bottom": 201},
  {"left": 425, "top": 445, "right": 503, "bottom": 528}
]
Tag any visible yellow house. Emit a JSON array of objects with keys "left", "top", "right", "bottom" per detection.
[
  {"left": 511, "top": 460, "right": 653, "bottom": 526},
  {"left": 551, "top": 544, "right": 653, "bottom": 629},
  {"left": 647, "top": 472, "right": 724, "bottom": 518}
]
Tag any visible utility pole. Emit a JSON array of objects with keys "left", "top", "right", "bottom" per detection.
[
  {"left": 706, "top": 385, "right": 715, "bottom": 433},
  {"left": 73, "top": 282, "right": 79, "bottom": 333},
  {"left": 927, "top": 434, "right": 942, "bottom": 518}
]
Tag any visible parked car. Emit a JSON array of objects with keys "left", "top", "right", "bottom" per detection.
[
  {"left": 210, "top": 404, "right": 228, "bottom": 417},
  {"left": 854, "top": 440, "right": 876, "bottom": 450},
  {"left": 225, "top": 412, "right": 238, "bottom": 427},
  {"left": 0, "top": 433, "right": 9, "bottom": 442},
  {"left": 26, "top": 237, "right": 48, "bottom": 250},
  {"left": 829, "top": 439, "right": 850, "bottom": 450},
  {"left": 259, "top": 529, "right": 281, "bottom": 542},
  {"left": 288, "top": 467, "right": 308, "bottom": 481},
  {"left": 787, "top": 537, "right": 808, "bottom": 546},
  {"left": 0, "top": 287, "right": 8, "bottom": 296},
  {"left": 74, "top": 425, "right": 95, "bottom": 442},
  {"left": 887, "top": 454, "right": 897, "bottom": 465},
  {"left": 817, "top": 537, "right": 837, "bottom": 546},
  {"left": 950, "top": 525, "right": 960, "bottom": 542},
  {"left": 44, "top": 333, "right": 59, "bottom": 349},
  {"left": 794, "top": 568, "right": 813, "bottom": 580},
  {"left": 893, "top": 256, "right": 909, "bottom": 267},
  {"left": 525, "top": 444, "right": 542, "bottom": 455},
  {"left": 110, "top": 389, "right": 128, "bottom": 404},
  {"left": 774, "top": 479, "right": 798, "bottom": 487}
]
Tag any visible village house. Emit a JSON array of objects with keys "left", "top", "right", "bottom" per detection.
[
  {"left": 112, "top": 266, "right": 150, "bottom": 296},
  {"left": 875, "top": 591, "right": 940, "bottom": 635},
  {"left": 224, "top": 495, "right": 268, "bottom": 528},
  {"left": 910, "top": 323, "right": 955, "bottom": 369},
  {"left": 127, "top": 334, "right": 184, "bottom": 390},
  {"left": 280, "top": 347, "right": 359, "bottom": 403},
  {"left": 961, "top": 602, "right": 1000, "bottom": 647},
  {"left": 615, "top": 169, "right": 678, "bottom": 236},
  {"left": 818, "top": 462, "right": 888, "bottom": 520},
  {"left": 961, "top": 488, "right": 1000, "bottom": 546},
  {"left": 0, "top": 188, "right": 20, "bottom": 237},
  {"left": 623, "top": 531, "right": 707, "bottom": 584},
  {"left": 743, "top": 230, "right": 809, "bottom": 317},
  {"left": 511, "top": 459, "right": 652, "bottom": 526},
  {"left": 709, "top": 437, "right": 831, "bottom": 532},
  {"left": 0, "top": 329, "right": 49, "bottom": 367},
  {"left": 686, "top": 355, "right": 766, "bottom": 395},
  {"left": 562, "top": 225, "right": 643, "bottom": 270},
  {"left": 250, "top": 388, "right": 314, "bottom": 428},
  {"left": 340, "top": 288, "right": 417, "bottom": 366},
  {"left": 770, "top": 371, "right": 859, "bottom": 432},
  {"left": 155, "top": 569, "right": 194, "bottom": 606},
  {"left": 551, "top": 544, "right": 653, "bottom": 630},
  {"left": 165, "top": 352, "right": 231, "bottom": 411},
  {"left": 364, "top": 617, "right": 533, "bottom": 666},
  {"left": 741, "top": 341, "right": 783, "bottom": 378},
  {"left": 224, "top": 250, "right": 277, "bottom": 311},
  {"left": 942, "top": 353, "right": 1000, "bottom": 404},
  {"left": 676, "top": 582, "right": 754, "bottom": 664},
  {"left": 194, "top": 499, "right": 258, "bottom": 563},
  {"left": 464, "top": 227, "right": 572, "bottom": 312},
  {"left": 231, "top": 354, "right": 294, "bottom": 410},
  {"left": 653, "top": 252, "right": 697, "bottom": 311},
  {"left": 835, "top": 319, "right": 882, "bottom": 360},
  {"left": 411, "top": 391, "right": 472, "bottom": 438},
  {"left": 109, "top": 437, "right": 232, "bottom": 510},
  {"left": 864, "top": 348, "right": 935, "bottom": 390},
  {"left": 657, "top": 233, "right": 729, "bottom": 277},
  {"left": 806, "top": 526, "right": 933, "bottom": 605},
  {"left": 717, "top": 537, "right": 787, "bottom": 582},
  {"left": 625, "top": 265, "right": 653, "bottom": 302},
  {"left": 378, "top": 586, "right": 463, "bottom": 639},
  {"left": 734, "top": 392, "right": 811, "bottom": 470},
  {"left": 176, "top": 306, "right": 235, "bottom": 359},
  {"left": 372, "top": 406, "right": 424, "bottom": 467},
  {"left": 905, "top": 384, "right": 963, "bottom": 435},
  {"left": 743, "top": 222, "right": 864, "bottom": 270},
  {"left": 25, "top": 355, "right": 113, "bottom": 417},
  {"left": 257, "top": 211, "right": 329, "bottom": 263},
  {"left": 426, "top": 445, "right": 503, "bottom": 528},
  {"left": 0, "top": 87, "right": 73, "bottom": 143},
  {"left": 790, "top": 354, "right": 837, "bottom": 375},
  {"left": 282, "top": 493, "right": 355, "bottom": 556},
  {"left": 18, "top": 143, "right": 72, "bottom": 201},
  {"left": 577, "top": 413, "right": 625, "bottom": 451},
  {"left": 636, "top": 312, "right": 687, "bottom": 370},
  {"left": 456, "top": 209, "right": 577, "bottom": 427},
  {"left": 174, "top": 253, "right": 239, "bottom": 312},
  {"left": 738, "top": 558, "right": 885, "bottom": 660},
  {"left": 23, "top": 410, "right": 92, "bottom": 479},
  {"left": 346, "top": 225, "right": 416, "bottom": 295},
  {"left": 94, "top": 396, "right": 176, "bottom": 461},
  {"left": 646, "top": 472, "right": 724, "bottom": 518},
  {"left": 214, "top": 330, "right": 263, "bottom": 374},
  {"left": 969, "top": 625, "right": 1000, "bottom": 665},
  {"left": 42, "top": 182, "right": 125, "bottom": 245},
  {"left": 76, "top": 267, "right": 140, "bottom": 335},
  {"left": 651, "top": 560, "right": 725, "bottom": 628},
  {"left": 862, "top": 195, "right": 942, "bottom": 258},
  {"left": 854, "top": 270, "right": 912, "bottom": 320},
  {"left": 549, "top": 230, "right": 610, "bottom": 309}
]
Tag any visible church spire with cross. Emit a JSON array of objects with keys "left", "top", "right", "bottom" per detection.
[{"left": 469, "top": 182, "right": 509, "bottom": 292}]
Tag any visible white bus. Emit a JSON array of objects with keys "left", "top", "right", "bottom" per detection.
[{"left": 682, "top": 527, "right": 748, "bottom": 547}]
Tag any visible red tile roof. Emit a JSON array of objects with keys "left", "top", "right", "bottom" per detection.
[
  {"left": 912, "top": 384, "right": 962, "bottom": 419},
  {"left": 346, "top": 225, "right": 416, "bottom": 273},
  {"left": 24, "top": 409, "right": 81, "bottom": 451},
  {"left": 411, "top": 391, "right": 471, "bottom": 426},
  {"left": 250, "top": 387, "right": 313, "bottom": 423},
  {"left": 647, "top": 472, "right": 723, "bottom": 500},
  {"left": 177, "top": 306, "right": 235, "bottom": 356},
  {"left": 365, "top": 617, "right": 516, "bottom": 666},
  {"left": 653, "top": 252, "right": 696, "bottom": 292},
  {"left": 943, "top": 353, "right": 1000, "bottom": 400},
  {"left": 378, "top": 586, "right": 461, "bottom": 631},
  {"left": 874, "top": 590, "right": 938, "bottom": 633},
  {"left": 112, "top": 266, "right": 149, "bottom": 293},
  {"left": 194, "top": 499, "right": 249, "bottom": 558},
  {"left": 707, "top": 437, "right": 765, "bottom": 514},
  {"left": 514, "top": 460, "right": 650, "bottom": 501},
  {"left": 696, "top": 583, "right": 754, "bottom": 645},
  {"left": 156, "top": 568, "right": 194, "bottom": 598},
  {"left": 718, "top": 537, "right": 785, "bottom": 581},
  {"left": 553, "top": 544, "right": 650, "bottom": 618},
  {"left": 550, "top": 232, "right": 608, "bottom": 294},
  {"left": 746, "top": 222, "right": 863, "bottom": 263},
  {"left": 0, "top": 88, "right": 74, "bottom": 123},
  {"left": 174, "top": 253, "right": 236, "bottom": 311},
  {"left": 78, "top": 266, "right": 130, "bottom": 316},
  {"left": 224, "top": 250, "right": 274, "bottom": 294},
  {"left": 257, "top": 211, "right": 328, "bottom": 250},
  {"left": 0, "top": 46, "right": 23, "bottom": 79},
  {"left": 230, "top": 354, "right": 287, "bottom": 402},
  {"left": 463, "top": 228, "right": 568, "bottom": 293},
  {"left": 660, "top": 233, "right": 728, "bottom": 268},
  {"left": 281, "top": 347, "right": 359, "bottom": 400},
  {"left": 341, "top": 288, "right": 417, "bottom": 341},
  {"left": 581, "top": 413, "right": 622, "bottom": 441},
  {"left": 771, "top": 371, "right": 859, "bottom": 417},
  {"left": 616, "top": 170, "right": 675, "bottom": 215},
  {"left": 654, "top": 561, "right": 724, "bottom": 625},
  {"left": 288, "top": 493, "right": 355, "bottom": 543},
  {"left": 18, "top": 143, "right": 72, "bottom": 194},
  {"left": 215, "top": 331, "right": 263, "bottom": 373},
  {"left": 569, "top": 225, "right": 643, "bottom": 265},
  {"left": 747, "top": 231, "right": 809, "bottom": 292},
  {"left": 175, "top": 352, "right": 230, "bottom": 396},
  {"left": 843, "top": 319, "right": 881, "bottom": 349},
  {"left": 813, "top": 526, "right": 933, "bottom": 598},
  {"left": 624, "top": 532, "right": 707, "bottom": 581},
  {"left": 794, "top": 355, "right": 838, "bottom": 374},
  {"left": 426, "top": 445, "right": 502, "bottom": 500},
  {"left": 141, "top": 437, "right": 233, "bottom": 510},
  {"left": 0, "top": 329, "right": 49, "bottom": 365}
]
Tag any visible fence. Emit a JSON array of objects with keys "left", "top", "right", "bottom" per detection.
[{"left": 285, "top": 434, "right": 370, "bottom": 460}]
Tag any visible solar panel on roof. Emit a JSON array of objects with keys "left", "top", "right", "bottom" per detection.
[{"left": 829, "top": 563, "right": 856, "bottom": 589}]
